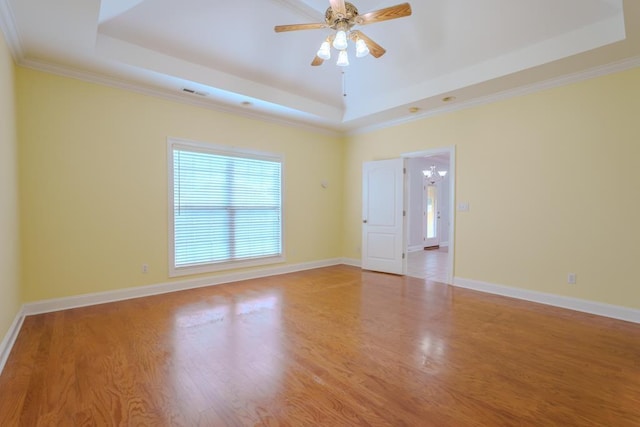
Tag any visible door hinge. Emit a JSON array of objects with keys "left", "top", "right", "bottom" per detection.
[
  {"left": 403, "top": 167, "right": 406, "bottom": 174},
  {"left": 403, "top": 210, "right": 406, "bottom": 217},
  {"left": 402, "top": 253, "right": 406, "bottom": 259}
]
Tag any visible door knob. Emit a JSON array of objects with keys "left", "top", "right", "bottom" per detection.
[{"left": 363, "top": 219, "right": 368, "bottom": 223}]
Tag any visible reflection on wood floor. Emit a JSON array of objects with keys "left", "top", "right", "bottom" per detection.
[
  {"left": 407, "top": 246, "right": 449, "bottom": 282},
  {"left": 1, "top": 265, "right": 639, "bottom": 426}
]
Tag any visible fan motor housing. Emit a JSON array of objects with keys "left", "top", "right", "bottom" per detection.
[{"left": 325, "top": 2, "right": 360, "bottom": 28}]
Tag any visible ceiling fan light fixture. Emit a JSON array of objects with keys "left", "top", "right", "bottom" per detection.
[
  {"left": 274, "top": 2, "right": 413, "bottom": 67},
  {"left": 336, "top": 49, "right": 350, "bottom": 67},
  {"left": 355, "top": 38, "right": 370, "bottom": 57},
  {"left": 317, "top": 41, "right": 331, "bottom": 60},
  {"left": 333, "top": 30, "right": 349, "bottom": 50}
]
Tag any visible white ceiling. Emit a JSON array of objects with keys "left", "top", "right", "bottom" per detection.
[{"left": 1, "top": 0, "right": 639, "bottom": 134}]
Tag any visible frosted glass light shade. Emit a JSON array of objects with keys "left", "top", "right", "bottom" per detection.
[
  {"left": 355, "top": 39, "right": 370, "bottom": 58},
  {"left": 333, "top": 30, "right": 348, "bottom": 50},
  {"left": 336, "top": 49, "right": 349, "bottom": 67},
  {"left": 317, "top": 41, "right": 331, "bottom": 60}
]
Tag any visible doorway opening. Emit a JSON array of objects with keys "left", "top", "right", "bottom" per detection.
[{"left": 402, "top": 147, "right": 455, "bottom": 283}]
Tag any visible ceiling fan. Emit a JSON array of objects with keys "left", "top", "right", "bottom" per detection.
[{"left": 274, "top": 1, "right": 412, "bottom": 66}]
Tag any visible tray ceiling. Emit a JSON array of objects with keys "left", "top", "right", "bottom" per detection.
[{"left": 2, "top": 0, "right": 639, "bottom": 133}]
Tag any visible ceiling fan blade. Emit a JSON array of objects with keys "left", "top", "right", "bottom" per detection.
[
  {"left": 329, "top": 0, "right": 347, "bottom": 16},
  {"left": 351, "top": 30, "right": 386, "bottom": 58},
  {"left": 358, "top": 3, "right": 412, "bottom": 25},
  {"left": 274, "top": 23, "right": 327, "bottom": 32}
]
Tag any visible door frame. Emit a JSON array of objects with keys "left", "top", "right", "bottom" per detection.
[{"left": 402, "top": 146, "right": 456, "bottom": 284}]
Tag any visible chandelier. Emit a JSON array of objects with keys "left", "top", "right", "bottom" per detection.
[{"left": 423, "top": 165, "right": 447, "bottom": 185}]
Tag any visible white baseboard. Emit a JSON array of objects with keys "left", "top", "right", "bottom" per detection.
[
  {"left": 341, "top": 257, "right": 362, "bottom": 267},
  {"left": 453, "top": 277, "right": 640, "bottom": 324},
  {"left": 0, "top": 307, "right": 25, "bottom": 374},
  {"left": 2, "top": 258, "right": 348, "bottom": 376},
  {"left": 23, "top": 258, "right": 344, "bottom": 316},
  {"left": 409, "top": 243, "right": 449, "bottom": 252},
  {"left": 7, "top": 266, "right": 636, "bottom": 377}
]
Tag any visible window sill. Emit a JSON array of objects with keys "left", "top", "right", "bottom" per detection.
[{"left": 169, "top": 255, "right": 286, "bottom": 278}]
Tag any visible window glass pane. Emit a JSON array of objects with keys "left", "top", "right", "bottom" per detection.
[
  {"left": 171, "top": 143, "right": 282, "bottom": 272},
  {"left": 175, "top": 209, "right": 230, "bottom": 266},
  {"left": 234, "top": 209, "right": 282, "bottom": 259}
]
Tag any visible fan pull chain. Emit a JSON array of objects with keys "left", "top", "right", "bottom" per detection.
[{"left": 342, "top": 70, "right": 347, "bottom": 97}]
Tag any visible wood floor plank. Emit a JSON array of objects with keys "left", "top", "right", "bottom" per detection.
[
  {"left": 1, "top": 265, "right": 639, "bottom": 426},
  {"left": 0, "top": 316, "right": 46, "bottom": 425}
]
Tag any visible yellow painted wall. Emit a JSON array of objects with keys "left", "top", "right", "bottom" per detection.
[
  {"left": 0, "top": 30, "right": 21, "bottom": 338},
  {"left": 14, "top": 62, "right": 640, "bottom": 312},
  {"left": 344, "top": 67, "right": 640, "bottom": 310},
  {"left": 17, "top": 68, "right": 344, "bottom": 301}
]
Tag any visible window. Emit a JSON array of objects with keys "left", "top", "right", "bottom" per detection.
[{"left": 168, "top": 139, "right": 283, "bottom": 276}]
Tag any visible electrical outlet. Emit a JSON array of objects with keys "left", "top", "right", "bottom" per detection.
[
  {"left": 567, "top": 273, "right": 576, "bottom": 284},
  {"left": 142, "top": 264, "right": 149, "bottom": 274}
]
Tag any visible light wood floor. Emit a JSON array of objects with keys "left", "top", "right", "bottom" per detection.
[{"left": 1, "top": 266, "right": 639, "bottom": 426}]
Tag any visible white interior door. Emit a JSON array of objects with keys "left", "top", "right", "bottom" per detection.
[{"left": 362, "top": 158, "right": 405, "bottom": 275}]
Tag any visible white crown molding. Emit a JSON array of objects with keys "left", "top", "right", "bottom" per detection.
[
  {"left": 22, "top": 258, "right": 344, "bottom": 316},
  {"left": 453, "top": 277, "right": 640, "bottom": 324},
  {"left": 349, "top": 55, "right": 640, "bottom": 136},
  {"left": 8, "top": 28, "right": 640, "bottom": 139},
  {"left": 3, "top": 0, "right": 640, "bottom": 138},
  {"left": 0, "top": 0, "right": 23, "bottom": 61},
  {"left": 0, "top": 306, "right": 25, "bottom": 375},
  {"left": 18, "top": 58, "right": 343, "bottom": 138}
]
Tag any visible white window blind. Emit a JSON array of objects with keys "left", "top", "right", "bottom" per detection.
[{"left": 169, "top": 140, "right": 283, "bottom": 275}]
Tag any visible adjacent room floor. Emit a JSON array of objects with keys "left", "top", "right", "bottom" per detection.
[{"left": 407, "top": 246, "right": 449, "bottom": 282}]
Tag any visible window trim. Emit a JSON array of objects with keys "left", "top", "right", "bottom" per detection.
[{"left": 167, "top": 137, "right": 285, "bottom": 277}]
